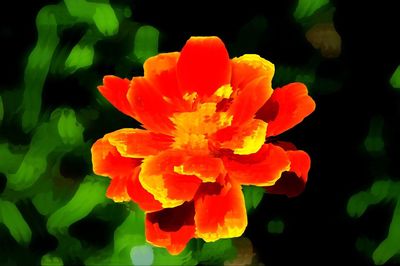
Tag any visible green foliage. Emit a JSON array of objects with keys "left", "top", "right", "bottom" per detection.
[
  {"left": 389, "top": 65, "right": 400, "bottom": 89},
  {"left": 364, "top": 116, "right": 385, "bottom": 156},
  {"left": 195, "top": 239, "right": 237, "bottom": 265},
  {"left": 293, "top": 0, "right": 329, "bottom": 20},
  {"left": 134, "top": 25, "right": 160, "bottom": 64},
  {"left": 242, "top": 185, "right": 265, "bottom": 212},
  {"left": 267, "top": 219, "right": 285, "bottom": 234},
  {"left": 0, "top": 199, "right": 32, "bottom": 245}
]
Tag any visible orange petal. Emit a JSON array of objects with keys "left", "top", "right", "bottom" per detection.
[
  {"left": 194, "top": 180, "right": 247, "bottom": 242},
  {"left": 228, "top": 76, "right": 273, "bottom": 126},
  {"left": 91, "top": 138, "right": 140, "bottom": 202},
  {"left": 256, "top": 82, "right": 316, "bottom": 136},
  {"left": 104, "top": 128, "right": 173, "bottom": 158},
  {"left": 173, "top": 155, "right": 226, "bottom": 182},
  {"left": 177, "top": 36, "right": 231, "bottom": 98},
  {"left": 266, "top": 147, "right": 311, "bottom": 197},
  {"left": 146, "top": 202, "right": 195, "bottom": 255},
  {"left": 91, "top": 138, "right": 140, "bottom": 178},
  {"left": 223, "top": 144, "right": 290, "bottom": 186},
  {"left": 126, "top": 166, "right": 163, "bottom": 212},
  {"left": 127, "top": 77, "right": 177, "bottom": 135},
  {"left": 215, "top": 119, "right": 267, "bottom": 155},
  {"left": 230, "top": 54, "right": 275, "bottom": 92},
  {"left": 144, "top": 52, "right": 189, "bottom": 110},
  {"left": 98, "top": 75, "right": 135, "bottom": 118},
  {"left": 139, "top": 150, "right": 202, "bottom": 208}
]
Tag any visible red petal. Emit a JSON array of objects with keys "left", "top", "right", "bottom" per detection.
[
  {"left": 104, "top": 128, "right": 173, "bottom": 158},
  {"left": 139, "top": 150, "right": 202, "bottom": 208},
  {"left": 146, "top": 202, "right": 195, "bottom": 255},
  {"left": 228, "top": 76, "right": 273, "bottom": 126},
  {"left": 230, "top": 54, "right": 274, "bottom": 92},
  {"left": 266, "top": 149, "right": 311, "bottom": 197},
  {"left": 126, "top": 166, "right": 163, "bottom": 212},
  {"left": 256, "top": 82, "right": 316, "bottom": 136},
  {"left": 98, "top": 75, "right": 135, "bottom": 118},
  {"left": 223, "top": 144, "right": 290, "bottom": 186},
  {"left": 91, "top": 138, "right": 140, "bottom": 178},
  {"left": 91, "top": 138, "right": 140, "bottom": 202},
  {"left": 127, "top": 77, "right": 177, "bottom": 135},
  {"left": 177, "top": 37, "right": 231, "bottom": 98},
  {"left": 144, "top": 52, "right": 190, "bottom": 110},
  {"left": 194, "top": 180, "right": 247, "bottom": 241}
]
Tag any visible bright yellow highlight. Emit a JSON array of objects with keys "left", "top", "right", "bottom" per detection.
[
  {"left": 171, "top": 103, "right": 232, "bottom": 151},
  {"left": 234, "top": 121, "right": 268, "bottom": 155}
]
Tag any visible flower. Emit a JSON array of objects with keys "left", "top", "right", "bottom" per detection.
[{"left": 91, "top": 36, "right": 315, "bottom": 254}]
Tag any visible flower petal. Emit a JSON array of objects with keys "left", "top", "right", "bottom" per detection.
[
  {"left": 173, "top": 155, "right": 226, "bottom": 182},
  {"left": 256, "top": 82, "right": 315, "bottom": 136},
  {"left": 266, "top": 147, "right": 311, "bottom": 197},
  {"left": 177, "top": 36, "right": 231, "bottom": 98},
  {"left": 104, "top": 128, "right": 173, "bottom": 158},
  {"left": 215, "top": 119, "right": 268, "bottom": 155},
  {"left": 223, "top": 144, "right": 290, "bottom": 186},
  {"left": 144, "top": 52, "right": 189, "bottom": 109},
  {"left": 98, "top": 75, "right": 135, "bottom": 118},
  {"left": 228, "top": 76, "right": 273, "bottom": 126},
  {"left": 91, "top": 137, "right": 140, "bottom": 178},
  {"left": 139, "top": 150, "right": 202, "bottom": 208},
  {"left": 194, "top": 180, "right": 247, "bottom": 241},
  {"left": 231, "top": 54, "right": 275, "bottom": 92},
  {"left": 146, "top": 202, "right": 195, "bottom": 255},
  {"left": 91, "top": 138, "right": 140, "bottom": 202},
  {"left": 126, "top": 166, "right": 163, "bottom": 212},
  {"left": 127, "top": 77, "right": 177, "bottom": 135}
]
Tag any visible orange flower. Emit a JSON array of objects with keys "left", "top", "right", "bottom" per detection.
[{"left": 91, "top": 36, "right": 315, "bottom": 254}]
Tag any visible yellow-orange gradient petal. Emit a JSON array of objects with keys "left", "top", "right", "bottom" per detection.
[
  {"left": 139, "top": 150, "right": 202, "bottom": 208},
  {"left": 174, "top": 155, "right": 226, "bottom": 182},
  {"left": 91, "top": 138, "right": 140, "bottom": 202},
  {"left": 223, "top": 144, "right": 290, "bottom": 186},
  {"left": 231, "top": 54, "right": 275, "bottom": 92},
  {"left": 126, "top": 166, "right": 163, "bottom": 212},
  {"left": 127, "top": 77, "right": 177, "bottom": 135},
  {"left": 194, "top": 181, "right": 247, "bottom": 242},
  {"left": 146, "top": 202, "right": 195, "bottom": 255},
  {"left": 177, "top": 36, "right": 231, "bottom": 98},
  {"left": 228, "top": 76, "right": 273, "bottom": 126},
  {"left": 104, "top": 128, "right": 173, "bottom": 158},
  {"left": 256, "top": 82, "right": 316, "bottom": 137},
  {"left": 98, "top": 75, "right": 135, "bottom": 118},
  {"left": 266, "top": 147, "right": 311, "bottom": 197},
  {"left": 216, "top": 119, "right": 268, "bottom": 155}
]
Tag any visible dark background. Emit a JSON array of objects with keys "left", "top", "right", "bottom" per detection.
[{"left": 1, "top": 0, "right": 400, "bottom": 265}]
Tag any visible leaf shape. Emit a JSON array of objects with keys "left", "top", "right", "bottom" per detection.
[{"left": 0, "top": 199, "right": 32, "bottom": 245}]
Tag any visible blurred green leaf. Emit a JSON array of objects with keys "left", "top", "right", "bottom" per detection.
[
  {"left": 242, "top": 185, "right": 265, "bottom": 212},
  {"left": 0, "top": 199, "right": 32, "bottom": 245}
]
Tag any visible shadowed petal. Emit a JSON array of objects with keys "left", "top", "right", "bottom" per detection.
[
  {"left": 146, "top": 202, "right": 195, "bottom": 255},
  {"left": 223, "top": 144, "right": 290, "bottom": 186},
  {"left": 256, "top": 82, "right": 315, "bottom": 136},
  {"left": 194, "top": 180, "right": 247, "bottom": 242}
]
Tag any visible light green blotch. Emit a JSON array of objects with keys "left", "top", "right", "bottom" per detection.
[
  {"left": 41, "top": 254, "right": 63, "bottom": 266},
  {"left": 364, "top": 115, "right": 385, "bottom": 155},
  {"left": 267, "top": 219, "right": 284, "bottom": 234},
  {"left": 51, "top": 108, "right": 84, "bottom": 146},
  {"left": 0, "top": 199, "right": 32, "bottom": 245},
  {"left": 294, "top": 0, "right": 329, "bottom": 20},
  {"left": 242, "top": 185, "right": 264, "bottom": 212},
  {"left": 65, "top": 38, "right": 95, "bottom": 73},
  {"left": 134, "top": 25, "right": 159, "bottom": 64},
  {"left": 390, "top": 65, "right": 400, "bottom": 89},
  {"left": 130, "top": 244, "right": 154, "bottom": 266},
  {"left": 47, "top": 175, "right": 107, "bottom": 235}
]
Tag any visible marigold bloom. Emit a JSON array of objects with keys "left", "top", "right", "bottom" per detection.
[{"left": 91, "top": 36, "right": 315, "bottom": 254}]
